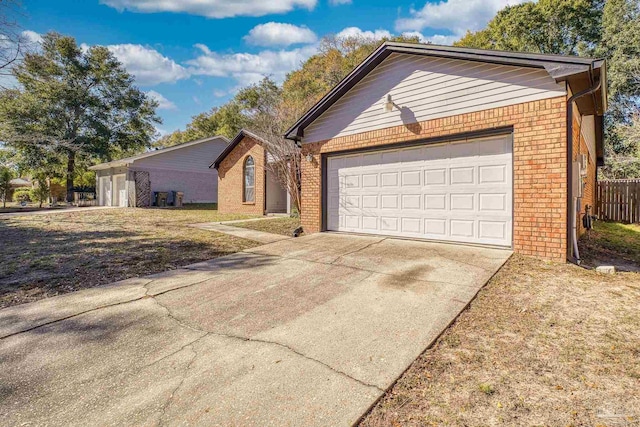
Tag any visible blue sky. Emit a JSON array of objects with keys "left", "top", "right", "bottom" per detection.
[{"left": 15, "top": 0, "right": 526, "bottom": 136}]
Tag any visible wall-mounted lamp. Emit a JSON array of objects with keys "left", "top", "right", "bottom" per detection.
[
  {"left": 384, "top": 94, "right": 394, "bottom": 112},
  {"left": 305, "top": 153, "right": 314, "bottom": 162}
]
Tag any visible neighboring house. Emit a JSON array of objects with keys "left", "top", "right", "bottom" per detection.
[
  {"left": 9, "top": 178, "right": 32, "bottom": 189},
  {"left": 212, "top": 129, "right": 290, "bottom": 215},
  {"left": 90, "top": 136, "right": 229, "bottom": 207},
  {"left": 284, "top": 42, "right": 606, "bottom": 262}
]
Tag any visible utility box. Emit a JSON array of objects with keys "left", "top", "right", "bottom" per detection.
[
  {"left": 172, "top": 191, "right": 184, "bottom": 207},
  {"left": 154, "top": 191, "right": 168, "bottom": 207}
]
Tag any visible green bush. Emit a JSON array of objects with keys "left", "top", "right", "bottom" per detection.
[
  {"left": 13, "top": 188, "right": 32, "bottom": 203},
  {"left": 31, "top": 184, "right": 50, "bottom": 207}
]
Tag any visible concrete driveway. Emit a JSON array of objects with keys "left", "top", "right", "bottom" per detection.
[{"left": 0, "top": 233, "right": 511, "bottom": 426}]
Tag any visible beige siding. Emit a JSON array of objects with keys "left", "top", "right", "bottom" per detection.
[
  {"left": 133, "top": 138, "right": 227, "bottom": 173},
  {"left": 304, "top": 53, "right": 567, "bottom": 143},
  {"left": 580, "top": 115, "right": 596, "bottom": 162}
]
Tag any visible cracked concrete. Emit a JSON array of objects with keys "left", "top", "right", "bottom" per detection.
[{"left": 0, "top": 233, "right": 510, "bottom": 426}]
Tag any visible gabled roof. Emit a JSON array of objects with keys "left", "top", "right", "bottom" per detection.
[
  {"left": 210, "top": 129, "right": 268, "bottom": 170},
  {"left": 284, "top": 41, "right": 606, "bottom": 141},
  {"left": 9, "top": 178, "right": 31, "bottom": 187},
  {"left": 89, "top": 135, "right": 230, "bottom": 171}
]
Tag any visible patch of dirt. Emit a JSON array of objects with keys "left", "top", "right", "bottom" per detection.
[
  {"left": 361, "top": 255, "right": 640, "bottom": 426},
  {"left": 0, "top": 206, "right": 259, "bottom": 308}
]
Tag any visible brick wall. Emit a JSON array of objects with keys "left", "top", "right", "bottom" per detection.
[
  {"left": 217, "top": 135, "right": 265, "bottom": 215},
  {"left": 301, "top": 96, "right": 569, "bottom": 260}
]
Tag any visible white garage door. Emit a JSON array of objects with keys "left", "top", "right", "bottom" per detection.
[{"left": 327, "top": 134, "right": 513, "bottom": 247}]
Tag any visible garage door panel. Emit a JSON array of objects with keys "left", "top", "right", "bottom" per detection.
[
  {"left": 424, "top": 218, "right": 447, "bottom": 236},
  {"left": 424, "top": 169, "right": 447, "bottom": 186},
  {"left": 401, "top": 170, "right": 421, "bottom": 186},
  {"left": 401, "top": 194, "right": 421, "bottom": 209},
  {"left": 479, "top": 193, "right": 506, "bottom": 211},
  {"left": 381, "top": 172, "right": 398, "bottom": 187},
  {"left": 479, "top": 220, "right": 507, "bottom": 240},
  {"left": 401, "top": 217, "right": 422, "bottom": 233},
  {"left": 450, "top": 193, "right": 474, "bottom": 211},
  {"left": 361, "top": 173, "right": 378, "bottom": 187},
  {"left": 479, "top": 164, "right": 507, "bottom": 184},
  {"left": 327, "top": 134, "right": 513, "bottom": 247},
  {"left": 425, "top": 194, "right": 447, "bottom": 210},
  {"left": 450, "top": 167, "right": 475, "bottom": 185},
  {"left": 450, "top": 220, "right": 474, "bottom": 238},
  {"left": 381, "top": 217, "right": 398, "bottom": 231},
  {"left": 362, "top": 216, "right": 378, "bottom": 230},
  {"left": 381, "top": 195, "right": 398, "bottom": 209}
]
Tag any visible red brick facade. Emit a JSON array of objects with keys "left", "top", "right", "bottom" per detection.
[
  {"left": 301, "top": 96, "right": 569, "bottom": 260},
  {"left": 217, "top": 135, "right": 265, "bottom": 215}
]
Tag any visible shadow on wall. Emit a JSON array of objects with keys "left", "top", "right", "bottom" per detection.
[{"left": 400, "top": 106, "right": 422, "bottom": 135}]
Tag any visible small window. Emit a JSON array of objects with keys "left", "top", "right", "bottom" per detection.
[{"left": 243, "top": 156, "right": 255, "bottom": 203}]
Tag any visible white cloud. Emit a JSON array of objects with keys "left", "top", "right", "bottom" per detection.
[
  {"left": 100, "top": 0, "right": 317, "bottom": 18},
  {"left": 244, "top": 22, "right": 317, "bottom": 47},
  {"left": 154, "top": 126, "right": 169, "bottom": 138},
  {"left": 187, "top": 44, "right": 316, "bottom": 86},
  {"left": 21, "top": 30, "right": 43, "bottom": 44},
  {"left": 105, "top": 44, "right": 190, "bottom": 86},
  {"left": 333, "top": 27, "right": 457, "bottom": 46},
  {"left": 336, "top": 27, "right": 392, "bottom": 40},
  {"left": 396, "top": 0, "right": 530, "bottom": 34},
  {"left": 401, "top": 31, "right": 458, "bottom": 46},
  {"left": 146, "top": 90, "right": 177, "bottom": 110}
]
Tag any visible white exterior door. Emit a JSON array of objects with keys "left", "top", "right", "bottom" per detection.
[
  {"left": 113, "top": 174, "right": 127, "bottom": 207},
  {"left": 99, "top": 176, "right": 111, "bottom": 206},
  {"left": 326, "top": 134, "right": 513, "bottom": 247}
]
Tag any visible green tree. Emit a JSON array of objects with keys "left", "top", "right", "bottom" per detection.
[
  {"left": 156, "top": 102, "right": 246, "bottom": 148},
  {"left": 596, "top": 0, "right": 640, "bottom": 177},
  {"left": 0, "top": 166, "right": 13, "bottom": 208},
  {"left": 283, "top": 34, "right": 421, "bottom": 120},
  {"left": 455, "top": 0, "right": 603, "bottom": 55},
  {"left": 0, "top": 32, "right": 160, "bottom": 202},
  {"left": 31, "top": 174, "right": 49, "bottom": 208}
]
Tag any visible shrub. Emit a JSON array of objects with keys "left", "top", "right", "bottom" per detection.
[
  {"left": 31, "top": 183, "right": 50, "bottom": 207},
  {"left": 13, "top": 188, "right": 32, "bottom": 203}
]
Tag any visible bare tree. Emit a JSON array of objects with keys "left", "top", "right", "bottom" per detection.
[
  {"left": 236, "top": 78, "right": 302, "bottom": 214},
  {"left": 260, "top": 132, "right": 302, "bottom": 214},
  {"left": 0, "top": 0, "right": 29, "bottom": 88}
]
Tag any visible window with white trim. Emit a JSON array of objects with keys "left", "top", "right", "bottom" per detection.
[{"left": 243, "top": 156, "right": 255, "bottom": 203}]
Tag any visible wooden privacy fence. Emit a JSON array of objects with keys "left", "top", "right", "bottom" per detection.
[{"left": 596, "top": 179, "right": 640, "bottom": 223}]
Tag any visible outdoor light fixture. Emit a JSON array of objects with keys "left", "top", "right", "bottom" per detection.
[
  {"left": 306, "top": 153, "right": 313, "bottom": 162},
  {"left": 384, "top": 94, "right": 394, "bottom": 112}
]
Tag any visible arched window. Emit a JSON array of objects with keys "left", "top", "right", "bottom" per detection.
[{"left": 243, "top": 156, "right": 255, "bottom": 203}]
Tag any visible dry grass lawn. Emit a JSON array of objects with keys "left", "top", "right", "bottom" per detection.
[
  {"left": 580, "top": 222, "right": 640, "bottom": 271},
  {"left": 362, "top": 223, "right": 640, "bottom": 426},
  {"left": 233, "top": 216, "right": 302, "bottom": 237},
  {"left": 0, "top": 205, "right": 259, "bottom": 308}
]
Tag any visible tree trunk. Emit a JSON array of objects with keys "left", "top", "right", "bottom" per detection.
[{"left": 66, "top": 151, "right": 75, "bottom": 203}]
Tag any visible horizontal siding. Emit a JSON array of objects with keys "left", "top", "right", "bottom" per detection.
[
  {"left": 304, "top": 53, "right": 567, "bottom": 143},
  {"left": 132, "top": 138, "right": 228, "bottom": 173},
  {"left": 580, "top": 115, "right": 596, "bottom": 162}
]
